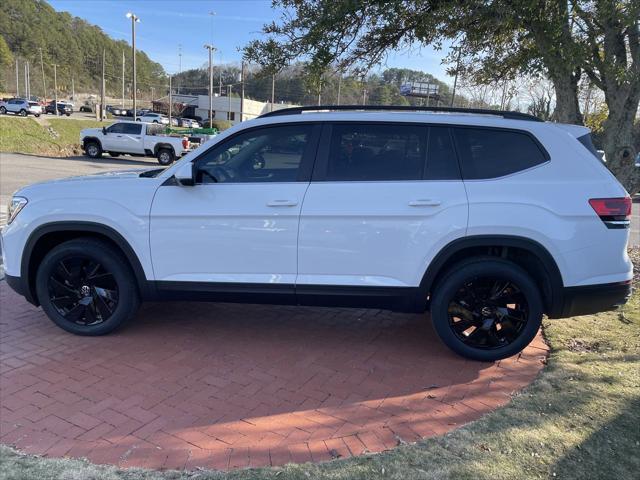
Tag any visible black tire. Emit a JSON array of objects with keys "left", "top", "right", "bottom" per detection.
[
  {"left": 430, "top": 257, "right": 543, "bottom": 362},
  {"left": 66, "top": 113, "right": 71, "bottom": 117},
  {"left": 85, "top": 140, "right": 102, "bottom": 158},
  {"left": 34, "top": 114, "right": 40, "bottom": 118},
  {"left": 109, "top": 152, "right": 121, "bottom": 157},
  {"left": 0, "top": 106, "right": 6, "bottom": 114},
  {"left": 19, "top": 109, "right": 27, "bottom": 116},
  {"left": 35, "top": 238, "right": 140, "bottom": 336},
  {"left": 156, "top": 148, "right": 175, "bottom": 165}
]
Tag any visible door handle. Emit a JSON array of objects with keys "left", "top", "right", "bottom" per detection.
[
  {"left": 267, "top": 199, "right": 298, "bottom": 207},
  {"left": 409, "top": 199, "right": 441, "bottom": 207}
]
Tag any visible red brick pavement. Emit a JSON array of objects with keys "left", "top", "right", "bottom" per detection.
[{"left": 0, "top": 282, "right": 547, "bottom": 471}]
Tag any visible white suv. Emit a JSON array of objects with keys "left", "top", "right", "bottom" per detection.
[
  {"left": 0, "top": 98, "right": 42, "bottom": 117},
  {"left": 2, "top": 106, "right": 633, "bottom": 361}
]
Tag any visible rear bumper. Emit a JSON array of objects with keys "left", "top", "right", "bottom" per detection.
[{"left": 556, "top": 281, "right": 633, "bottom": 318}]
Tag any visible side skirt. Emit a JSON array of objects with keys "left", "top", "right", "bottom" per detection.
[{"left": 151, "top": 281, "right": 422, "bottom": 313}]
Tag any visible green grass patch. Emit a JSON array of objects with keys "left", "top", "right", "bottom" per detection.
[
  {"left": 0, "top": 117, "right": 110, "bottom": 156},
  {"left": 1, "top": 250, "right": 639, "bottom": 480}
]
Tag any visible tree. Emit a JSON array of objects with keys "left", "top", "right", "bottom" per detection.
[
  {"left": 0, "top": 35, "right": 13, "bottom": 92},
  {"left": 244, "top": 0, "right": 640, "bottom": 193}
]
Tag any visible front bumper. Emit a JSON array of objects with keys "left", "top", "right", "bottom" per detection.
[
  {"left": 558, "top": 281, "right": 633, "bottom": 317},
  {"left": 5, "top": 274, "right": 26, "bottom": 297}
]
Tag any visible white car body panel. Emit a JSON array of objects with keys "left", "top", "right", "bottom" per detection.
[{"left": 297, "top": 180, "right": 468, "bottom": 287}]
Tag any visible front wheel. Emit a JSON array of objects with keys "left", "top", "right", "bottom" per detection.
[
  {"left": 156, "top": 148, "right": 175, "bottom": 165},
  {"left": 85, "top": 141, "right": 102, "bottom": 158},
  {"left": 430, "top": 257, "right": 543, "bottom": 362},
  {"left": 0, "top": 107, "right": 6, "bottom": 114},
  {"left": 35, "top": 238, "right": 140, "bottom": 335}
]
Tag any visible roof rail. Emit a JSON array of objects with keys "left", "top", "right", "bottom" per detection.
[{"left": 259, "top": 105, "right": 543, "bottom": 122}]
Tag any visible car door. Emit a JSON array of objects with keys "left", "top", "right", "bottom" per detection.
[
  {"left": 8, "top": 100, "right": 20, "bottom": 113},
  {"left": 103, "top": 123, "right": 144, "bottom": 153},
  {"left": 150, "top": 122, "right": 320, "bottom": 291},
  {"left": 297, "top": 123, "right": 468, "bottom": 293}
]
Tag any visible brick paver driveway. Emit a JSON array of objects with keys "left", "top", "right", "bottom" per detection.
[{"left": 0, "top": 282, "right": 547, "bottom": 471}]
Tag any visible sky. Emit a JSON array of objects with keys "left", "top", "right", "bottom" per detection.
[{"left": 46, "top": 0, "right": 453, "bottom": 83}]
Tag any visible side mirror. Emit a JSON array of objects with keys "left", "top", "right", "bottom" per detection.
[
  {"left": 102, "top": 126, "right": 107, "bottom": 135},
  {"left": 174, "top": 161, "right": 195, "bottom": 186}
]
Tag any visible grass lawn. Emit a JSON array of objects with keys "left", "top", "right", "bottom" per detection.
[
  {"left": 0, "top": 117, "right": 110, "bottom": 156},
  {"left": 1, "top": 249, "right": 638, "bottom": 480}
]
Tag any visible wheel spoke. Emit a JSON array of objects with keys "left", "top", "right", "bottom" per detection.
[
  {"left": 448, "top": 276, "right": 529, "bottom": 351},
  {"left": 49, "top": 277, "right": 77, "bottom": 296}
]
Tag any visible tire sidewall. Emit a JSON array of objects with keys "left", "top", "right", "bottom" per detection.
[
  {"left": 157, "top": 148, "right": 174, "bottom": 165},
  {"left": 431, "top": 260, "right": 543, "bottom": 362},
  {"left": 86, "top": 141, "right": 102, "bottom": 158},
  {"left": 35, "top": 240, "right": 139, "bottom": 336}
]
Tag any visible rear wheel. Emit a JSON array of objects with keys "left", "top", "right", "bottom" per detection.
[
  {"left": 156, "top": 148, "right": 175, "bottom": 165},
  {"left": 19, "top": 109, "right": 27, "bottom": 116},
  {"left": 35, "top": 238, "right": 140, "bottom": 335},
  {"left": 430, "top": 257, "right": 543, "bottom": 361}
]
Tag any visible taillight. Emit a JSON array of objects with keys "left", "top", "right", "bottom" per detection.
[
  {"left": 589, "top": 197, "right": 631, "bottom": 229},
  {"left": 182, "top": 137, "right": 189, "bottom": 149}
]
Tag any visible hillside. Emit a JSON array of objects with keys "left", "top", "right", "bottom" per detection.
[{"left": 0, "top": 0, "right": 165, "bottom": 98}]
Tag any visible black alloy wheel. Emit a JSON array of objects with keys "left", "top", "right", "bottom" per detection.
[
  {"left": 36, "top": 238, "right": 140, "bottom": 335},
  {"left": 47, "top": 256, "right": 119, "bottom": 326},
  {"left": 430, "top": 257, "right": 543, "bottom": 361}
]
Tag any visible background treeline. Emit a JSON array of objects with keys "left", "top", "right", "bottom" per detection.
[{"left": 0, "top": 0, "right": 165, "bottom": 97}]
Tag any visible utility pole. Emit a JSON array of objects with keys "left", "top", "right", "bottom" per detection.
[
  {"left": 270, "top": 74, "right": 275, "bottom": 112},
  {"left": 24, "top": 63, "right": 28, "bottom": 100},
  {"left": 240, "top": 61, "right": 245, "bottom": 122},
  {"left": 39, "top": 48, "right": 47, "bottom": 100},
  {"left": 127, "top": 12, "right": 140, "bottom": 120},
  {"left": 121, "top": 50, "right": 125, "bottom": 108},
  {"left": 451, "top": 44, "right": 462, "bottom": 107},
  {"left": 362, "top": 88, "right": 367, "bottom": 105},
  {"left": 204, "top": 44, "right": 216, "bottom": 127},
  {"left": 168, "top": 75, "right": 172, "bottom": 127},
  {"left": 71, "top": 77, "right": 75, "bottom": 101},
  {"left": 177, "top": 44, "right": 182, "bottom": 94},
  {"left": 100, "top": 48, "right": 106, "bottom": 121},
  {"left": 317, "top": 77, "right": 322, "bottom": 106},
  {"left": 15, "top": 59, "right": 19, "bottom": 97},
  {"left": 227, "top": 84, "right": 232, "bottom": 121},
  {"left": 53, "top": 64, "right": 59, "bottom": 116},
  {"left": 151, "top": 86, "right": 155, "bottom": 104},
  {"left": 337, "top": 74, "right": 342, "bottom": 105},
  {"left": 218, "top": 52, "right": 222, "bottom": 95}
]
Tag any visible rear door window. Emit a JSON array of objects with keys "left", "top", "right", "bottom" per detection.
[
  {"left": 122, "top": 123, "right": 142, "bottom": 135},
  {"left": 452, "top": 127, "right": 548, "bottom": 179},
  {"left": 325, "top": 123, "right": 426, "bottom": 181},
  {"left": 425, "top": 127, "right": 460, "bottom": 180}
]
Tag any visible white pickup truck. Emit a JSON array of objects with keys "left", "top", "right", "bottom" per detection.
[{"left": 80, "top": 121, "right": 190, "bottom": 165}]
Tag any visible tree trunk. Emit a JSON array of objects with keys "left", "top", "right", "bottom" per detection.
[
  {"left": 602, "top": 91, "right": 640, "bottom": 194},
  {"left": 550, "top": 74, "right": 583, "bottom": 124}
]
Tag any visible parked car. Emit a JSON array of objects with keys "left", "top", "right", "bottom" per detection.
[
  {"left": 106, "top": 105, "right": 125, "bottom": 116},
  {"left": 136, "top": 112, "right": 169, "bottom": 124},
  {"left": 178, "top": 118, "right": 200, "bottom": 128},
  {"left": 2, "top": 106, "right": 633, "bottom": 362},
  {"left": 0, "top": 98, "right": 42, "bottom": 117},
  {"left": 44, "top": 101, "right": 73, "bottom": 116},
  {"left": 79, "top": 121, "right": 190, "bottom": 165}
]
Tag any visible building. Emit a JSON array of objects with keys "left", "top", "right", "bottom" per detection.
[{"left": 152, "top": 94, "right": 297, "bottom": 124}]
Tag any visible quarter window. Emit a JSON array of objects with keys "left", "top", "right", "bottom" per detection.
[
  {"left": 326, "top": 124, "right": 426, "bottom": 181},
  {"left": 195, "top": 124, "right": 313, "bottom": 183},
  {"left": 452, "top": 127, "right": 547, "bottom": 179}
]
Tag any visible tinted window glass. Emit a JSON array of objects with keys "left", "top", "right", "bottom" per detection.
[
  {"left": 326, "top": 124, "right": 425, "bottom": 181},
  {"left": 453, "top": 127, "right": 547, "bottom": 179},
  {"left": 196, "top": 124, "right": 312, "bottom": 184},
  {"left": 107, "top": 123, "right": 126, "bottom": 133},
  {"left": 426, "top": 127, "right": 460, "bottom": 180},
  {"left": 577, "top": 133, "right": 602, "bottom": 161},
  {"left": 121, "top": 123, "right": 142, "bottom": 135}
]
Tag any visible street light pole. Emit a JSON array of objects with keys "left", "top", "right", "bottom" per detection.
[
  {"left": 52, "top": 64, "right": 59, "bottom": 116},
  {"left": 204, "top": 44, "right": 216, "bottom": 127},
  {"left": 126, "top": 12, "right": 140, "bottom": 120},
  {"left": 39, "top": 48, "right": 47, "bottom": 100}
]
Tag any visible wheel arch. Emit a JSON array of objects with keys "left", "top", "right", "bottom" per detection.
[
  {"left": 82, "top": 136, "right": 102, "bottom": 148},
  {"left": 154, "top": 143, "right": 175, "bottom": 156},
  {"left": 417, "top": 235, "right": 564, "bottom": 316},
  {"left": 21, "top": 222, "right": 152, "bottom": 306}
]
